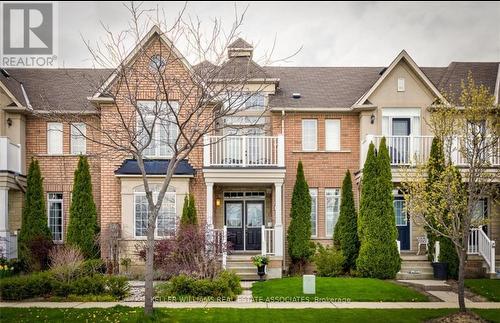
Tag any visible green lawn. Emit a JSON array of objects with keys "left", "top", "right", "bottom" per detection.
[
  {"left": 251, "top": 277, "right": 428, "bottom": 302},
  {"left": 465, "top": 279, "right": 500, "bottom": 302},
  {"left": 2, "top": 307, "right": 500, "bottom": 323}
]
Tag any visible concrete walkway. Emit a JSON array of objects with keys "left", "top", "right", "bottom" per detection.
[{"left": 1, "top": 301, "right": 500, "bottom": 309}]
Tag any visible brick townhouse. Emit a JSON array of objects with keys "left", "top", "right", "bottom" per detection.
[{"left": 1, "top": 26, "right": 498, "bottom": 279}]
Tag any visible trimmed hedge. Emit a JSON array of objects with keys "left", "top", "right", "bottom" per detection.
[
  {"left": 156, "top": 271, "right": 242, "bottom": 300},
  {"left": 0, "top": 271, "right": 128, "bottom": 301},
  {"left": 314, "top": 244, "right": 345, "bottom": 277}
]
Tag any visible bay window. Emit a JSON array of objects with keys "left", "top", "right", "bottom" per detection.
[{"left": 134, "top": 189, "right": 177, "bottom": 238}]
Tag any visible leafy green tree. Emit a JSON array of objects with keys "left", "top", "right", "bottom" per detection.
[
  {"left": 18, "top": 159, "right": 53, "bottom": 270},
  {"left": 425, "top": 138, "right": 459, "bottom": 278},
  {"left": 180, "top": 193, "right": 198, "bottom": 226},
  {"left": 67, "top": 156, "right": 99, "bottom": 259},
  {"left": 287, "top": 161, "right": 315, "bottom": 274},
  {"left": 333, "top": 170, "right": 359, "bottom": 272},
  {"left": 357, "top": 138, "right": 401, "bottom": 279}
]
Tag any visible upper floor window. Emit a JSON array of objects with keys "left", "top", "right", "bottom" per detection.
[
  {"left": 149, "top": 54, "right": 166, "bottom": 72},
  {"left": 70, "top": 123, "right": 86, "bottom": 155},
  {"left": 47, "top": 122, "right": 63, "bottom": 155},
  {"left": 302, "top": 119, "right": 317, "bottom": 151},
  {"left": 310, "top": 188, "right": 318, "bottom": 237},
  {"left": 325, "top": 188, "right": 341, "bottom": 237},
  {"left": 397, "top": 78, "right": 405, "bottom": 92},
  {"left": 137, "top": 101, "right": 179, "bottom": 158},
  {"left": 325, "top": 119, "right": 341, "bottom": 151},
  {"left": 134, "top": 187, "right": 176, "bottom": 237},
  {"left": 225, "top": 92, "right": 266, "bottom": 111},
  {"left": 47, "top": 192, "right": 63, "bottom": 242}
]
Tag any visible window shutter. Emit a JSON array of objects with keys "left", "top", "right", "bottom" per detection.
[
  {"left": 47, "top": 123, "right": 63, "bottom": 155},
  {"left": 325, "top": 120, "right": 340, "bottom": 151},
  {"left": 382, "top": 116, "right": 390, "bottom": 136}
]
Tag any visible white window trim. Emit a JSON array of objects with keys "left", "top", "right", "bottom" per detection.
[
  {"left": 325, "top": 119, "right": 341, "bottom": 151},
  {"left": 302, "top": 119, "right": 318, "bottom": 151},
  {"left": 325, "top": 188, "right": 341, "bottom": 238},
  {"left": 70, "top": 123, "right": 86, "bottom": 155},
  {"left": 133, "top": 191, "right": 177, "bottom": 239},
  {"left": 397, "top": 78, "right": 405, "bottom": 92},
  {"left": 47, "top": 193, "right": 63, "bottom": 243},
  {"left": 47, "top": 122, "right": 63, "bottom": 155},
  {"left": 310, "top": 188, "right": 318, "bottom": 238}
]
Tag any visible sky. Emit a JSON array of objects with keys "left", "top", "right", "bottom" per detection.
[{"left": 57, "top": 1, "right": 500, "bottom": 68}]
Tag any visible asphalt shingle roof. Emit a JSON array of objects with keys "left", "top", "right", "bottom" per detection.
[{"left": 114, "top": 159, "right": 195, "bottom": 176}]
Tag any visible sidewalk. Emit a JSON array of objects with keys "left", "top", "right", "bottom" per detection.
[{"left": 1, "top": 300, "right": 500, "bottom": 309}]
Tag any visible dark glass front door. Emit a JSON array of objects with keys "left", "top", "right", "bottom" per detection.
[
  {"left": 225, "top": 201, "right": 244, "bottom": 250},
  {"left": 394, "top": 196, "right": 410, "bottom": 250},
  {"left": 224, "top": 200, "right": 264, "bottom": 251},
  {"left": 245, "top": 201, "right": 264, "bottom": 250}
]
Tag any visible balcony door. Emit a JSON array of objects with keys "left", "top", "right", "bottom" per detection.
[{"left": 391, "top": 118, "right": 411, "bottom": 164}]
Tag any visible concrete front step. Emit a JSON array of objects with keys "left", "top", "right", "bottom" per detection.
[
  {"left": 227, "top": 267, "right": 259, "bottom": 275},
  {"left": 400, "top": 262, "right": 433, "bottom": 268},
  {"left": 396, "top": 272, "right": 435, "bottom": 280},
  {"left": 238, "top": 273, "right": 262, "bottom": 281},
  {"left": 226, "top": 262, "right": 255, "bottom": 269},
  {"left": 400, "top": 255, "right": 429, "bottom": 261}
]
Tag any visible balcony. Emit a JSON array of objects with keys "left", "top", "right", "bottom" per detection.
[
  {"left": 361, "top": 135, "right": 500, "bottom": 167},
  {"left": 0, "top": 137, "right": 22, "bottom": 174},
  {"left": 203, "top": 135, "right": 285, "bottom": 167}
]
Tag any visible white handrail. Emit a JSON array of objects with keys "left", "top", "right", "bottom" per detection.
[
  {"left": 204, "top": 135, "right": 284, "bottom": 167},
  {"left": 261, "top": 226, "right": 275, "bottom": 256},
  {"left": 468, "top": 228, "right": 496, "bottom": 274}
]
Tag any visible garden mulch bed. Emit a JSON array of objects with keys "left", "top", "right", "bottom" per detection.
[{"left": 426, "top": 311, "right": 487, "bottom": 323}]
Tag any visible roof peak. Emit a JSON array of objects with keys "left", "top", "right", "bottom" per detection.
[{"left": 228, "top": 37, "right": 253, "bottom": 49}]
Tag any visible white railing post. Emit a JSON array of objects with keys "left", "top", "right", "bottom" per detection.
[
  {"left": 397, "top": 240, "right": 401, "bottom": 254},
  {"left": 434, "top": 240, "right": 440, "bottom": 263},
  {"left": 261, "top": 225, "right": 266, "bottom": 256},
  {"left": 277, "top": 135, "right": 285, "bottom": 167},
  {"left": 490, "top": 241, "right": 496, "bottom": 274},
  {"left": 222, "top": 225, "right": 227, "bottom": 269},
  {"left": 241, "top": 137, "right": 247, "bottom": 167},
  {"left": 203, "top": 136, "right": 210, "bottom": 167}
]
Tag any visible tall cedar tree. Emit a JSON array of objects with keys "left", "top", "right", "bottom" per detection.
[
  {"left": 180, "top": 193, "right": 198, "bottom": 226},
  {"left": 67, "top": 156, "right": 99, "bottom": 259},
  {"left": 333, "top": 170, "right": 359, "bottom": 271},
  {"left": 18, "top": 159, "right": 53, "bottom": 270},
  {"left": 287, "top": 161, "right": 315, "bottom": 273},
  {"left": 357, "top": 142, "right": 377, "bottom": 241},
  {"left": 425, "top": 138, "right": 459, "bottom": 278},
  {"left": 357, "top": 138, "right": 401, "bottom": 278}
]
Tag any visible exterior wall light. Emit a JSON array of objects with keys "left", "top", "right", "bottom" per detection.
[
  {"left": 216, "top": 198, "right": 221, "bottom": 207},
  {"left": 370, "top": 114, "right": 375, "bottom": 124}
]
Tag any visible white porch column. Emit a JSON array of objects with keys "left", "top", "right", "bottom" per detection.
[
  {"left": 206, "top": 182, "right": 214, "bottom": 230},
  {"left": 0, "top": 187, "right": 9, "bottom": 258},
  {"left": 274, "top": 182, "right": 283, "bottom": 257}
]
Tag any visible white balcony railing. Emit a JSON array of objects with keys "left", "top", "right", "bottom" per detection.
[
  {"left": 261, "top": 226, "right": 275, "bottom": 256},
  {"left": 468, "top": 228, "right": 496, "bottom": 274},
  {"left": 0, "top": 137, "right": 22, "bottom": 174},
  {"left": 361, "top": 135, "right": 499, "bottom": 167},
  {"left": 203, "top": 135, "right": 285, "bottom": 167}
]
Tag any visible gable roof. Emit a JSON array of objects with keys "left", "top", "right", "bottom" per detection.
[
  {"left": 354, "top": 50, "right": 447, "bottom": 106},
  {"left": 92, "top": 25, "right": 194, "bottom": 100},
  {"left": 2, "top": 68, "right": 112, "bottom": 112},
  {"left": 228, "top": 38, "right": 253, "bottom": 49},
  {"left": 264, "top": 66, "right": 382, "bottom": 108}
]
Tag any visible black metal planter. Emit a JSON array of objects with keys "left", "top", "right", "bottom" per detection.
[
  {"left": 432, "top": 262, "right": 448, "bottom": 280},
  {"left": 257, "top": 265, "right": 266, "bottom": 281}
]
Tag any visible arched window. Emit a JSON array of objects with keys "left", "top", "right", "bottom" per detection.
[{"left": 134, "top": 185, "right": 176, "bottom": 237}]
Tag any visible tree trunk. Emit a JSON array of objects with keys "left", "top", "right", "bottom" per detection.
[
  {"left": 144, "top": 220, "right": 156, "bottom": 315},
  {"left": 457, "top": 248, "right": 467, "bottom": 312}
]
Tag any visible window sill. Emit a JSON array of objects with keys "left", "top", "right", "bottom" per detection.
[{"left": 292, "top": 150, "right": 351, "bottom": 154}]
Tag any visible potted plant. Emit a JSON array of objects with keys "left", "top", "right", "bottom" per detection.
[{"left": 251, "top": 255, "right": 269, "bottom": 281}]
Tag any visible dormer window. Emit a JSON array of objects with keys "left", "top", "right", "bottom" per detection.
[
  {"left": 397, "top": 78, "right": 405, "bottom": 92},
  {"left": 149, "top": 54, "right": 166, "bottom": 72}
]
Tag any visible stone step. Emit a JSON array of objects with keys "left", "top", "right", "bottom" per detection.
[
  {"left": 401, "top": 262, "right": 433, "bottom": 268},
  {"left": 396, "top": 272, "right": 435, "bottom": 280},
  {"left": 399, "top": 268, "right": 434, "bottom": 275},
  {"left": 400, "top": 255, "right": 429, "bottom": 261},
  {"left": 238, "top": 273, "right": 262, "bottom": 281},
  {"left": 227, "top": 261, "right": 254, "bottom": 267}
]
